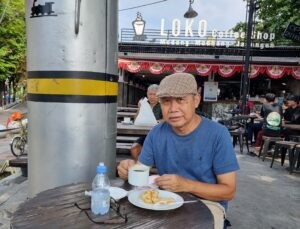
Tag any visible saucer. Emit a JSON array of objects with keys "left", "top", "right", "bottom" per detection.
[
  {"left": 121, "top": 121, "right": 133, "bottom": 125},
  {"left": 109, "top": 187, "right": 128, "bottom": 200}
]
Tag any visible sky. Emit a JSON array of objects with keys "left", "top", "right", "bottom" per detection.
[{"left": 119, "top": 0, "right": 247, "bottom": 31}]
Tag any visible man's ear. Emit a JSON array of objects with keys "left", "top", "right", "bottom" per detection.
[{"left": 194, "top": 94, "right": 201, "bottom": 108}]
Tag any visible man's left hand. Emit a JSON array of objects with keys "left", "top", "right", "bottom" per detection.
[{"left": 155, "top": 174, "right": 188, "bottom": 192}]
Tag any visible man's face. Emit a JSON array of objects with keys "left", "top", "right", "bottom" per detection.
[
  {"left": 147, "top": 90, "right": 158, "bottom": 105},
  {"left": 159, "top": 94, "right": 200, "bottom": 130},
  {"left": 287, "top": 100, "right": 297, "bottom": 108}
]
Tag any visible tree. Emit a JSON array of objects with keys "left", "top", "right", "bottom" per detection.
[
  {"left": 0, "top": 0, "right": 26, "bottom": 102},
  {"left": 233, "top": 0, "right": 300, "bottom": 45},
  {"left": 257, "top": 0, "right": 300, "bottom": 45}
]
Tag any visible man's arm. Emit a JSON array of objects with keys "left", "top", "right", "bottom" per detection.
[{"left": 155, "top": 171, "right": 237, "bottom": 201}]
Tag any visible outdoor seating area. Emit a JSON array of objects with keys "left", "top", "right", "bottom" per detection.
[
  {"left": 1, "top": 103, "right": 299, "bottom": 229},
  {"left": 3, "top": 134, "right": 299, "bottom": 229},
  {"left": 216, "top": 110, "right": 300, "bottom": 175}
]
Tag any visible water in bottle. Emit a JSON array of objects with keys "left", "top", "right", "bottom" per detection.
[{"left": 91, "top": 162, "right": 110, "bottom": 215}]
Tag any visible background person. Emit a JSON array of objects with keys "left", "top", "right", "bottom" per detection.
[
  {"left": 283, "top": 95, "right": 300, "bottom": 124},
  {"left": 254, "top": 93, "right": 283, "bottom": 153},
  {"left": 283, "top": 95, "right": 300, "bottom": 137},
  {"left": 130, "top": 84, "right": 163, "bottom": 160},
  {"left": 118, "top": 73, "right": 239, "bottom": 229}
]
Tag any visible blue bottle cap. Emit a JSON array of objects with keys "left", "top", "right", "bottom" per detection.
[{"left": 96, "top": 162, "right": 107, "bottom": 174}]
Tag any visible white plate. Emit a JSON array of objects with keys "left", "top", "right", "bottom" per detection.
[
  {"left": 109, "top": 187, "right": 128, "bottom": 200},
  {"left": 128, "top": 189, "right": 184, "bottom": 210}
]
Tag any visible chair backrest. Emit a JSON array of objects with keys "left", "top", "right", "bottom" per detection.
[{"left": 219, "top": 116, "right": 247, "bottom": 132}]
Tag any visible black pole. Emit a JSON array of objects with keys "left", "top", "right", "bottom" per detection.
[{"left": 241, "top": 0, "right": 255, "bottom": 114}]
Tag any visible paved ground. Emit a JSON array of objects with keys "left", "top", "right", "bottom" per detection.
[
  {"left": 228, "top": 154, "right": 300, "bottom": 229},
  {"left": 0, "top": 103, "right": 299, "bottom": 228}
]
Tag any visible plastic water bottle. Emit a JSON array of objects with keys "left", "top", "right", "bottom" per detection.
[{"left": 91, "top": 162, "right": 110, "bottom": 215}]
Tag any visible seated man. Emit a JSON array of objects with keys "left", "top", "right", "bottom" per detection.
[
  {"left": 255, "top": 93, "right": 283, "bottom": 153},
  {"left": 118, "top": 73, "right": 239, "bottom": 229},
  {"left": 284, "top": 95, "right": 300, "bottom": 125},
  {"left": 130, "top": 84, "right": 163, "bottom": 160},
  {"left": 283, "top": 94, "right": 300, "bottom": 137}
]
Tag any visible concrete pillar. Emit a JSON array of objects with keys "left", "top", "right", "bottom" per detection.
[{"left": 26, "top": 0, "right": 118, "bottom": 197}]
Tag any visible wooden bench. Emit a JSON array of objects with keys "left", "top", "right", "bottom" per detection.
[
  {"left": 116, "top": 135, "right": 139, "bottom": 157},
  {"left": 116, "top": 136, "right": 139, "bottom": 143},
  {"left": 116, "top": 142, "right": 132, "bottom": 150},
  {"left": 8, "top": 157, "right": 28, "bottom": 177}
]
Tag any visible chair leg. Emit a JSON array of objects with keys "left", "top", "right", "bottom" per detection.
[
  {"left": 288, "top": 148, "right": 296, "bottom": 174},
  {"left": 296, "top": 150, "right": 300, "bottom": 169},
  {"left": 270, "top": 144, "right": 280, "bottom": 168},
  {"left": 262, "top": 141, "right": 270, "bottom": 161},
  {"left": 258, "top": 139, "right": 265, "bottom": 158},
  {"left": 281, "top": 148, "right": 287, "bottom": 166},
  {"left": 232, "top": 136, "right": 237, "bottom": 147},
  {"left": 244, "top": 135, "right": 249, "bottom": 154},
  {"left": 242, "top": 134, "right": 249, "bottom": 154},
  {"left": 238, "top": 133, "right": 243, "bottom": 154}
]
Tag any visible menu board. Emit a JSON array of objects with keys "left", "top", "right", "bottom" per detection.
[{"left": 203, "top": 82, "right": 218, "bottom": 101}]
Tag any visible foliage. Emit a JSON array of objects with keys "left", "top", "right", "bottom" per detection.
[
  {"left": 233, "top": 0, "right": 300, "bottom": 45},
  {"left": 257, "top": 0, "right": 300, "bottom": 45},
  {"left": 0, "top": 0, "right": 26, "bottom": 82}
]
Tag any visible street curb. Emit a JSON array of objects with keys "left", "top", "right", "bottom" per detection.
[
  {"left": 0, "top": 170, "right": 22, "bottom": 186},
  {"left": 2, "top": 101, "right": 20, "bottom": 111}
]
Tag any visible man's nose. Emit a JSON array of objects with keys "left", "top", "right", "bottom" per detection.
[{"left": 169, "top": 99, "right": 179, "bottom": 112}]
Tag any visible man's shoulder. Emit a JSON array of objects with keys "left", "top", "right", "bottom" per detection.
[
  {"left": 151, "top": 122, "right": 169, "bottom": 132},
  {"left": 294, "top": 106, "right": 300, "bottom": 112},
  {"left": 201, "top": 117, "right": 227, "bottom": 131},
  {"left": 147, "top": 122, "right": 170, "bottom": 140}
]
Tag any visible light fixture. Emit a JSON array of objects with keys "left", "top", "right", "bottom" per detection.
[
  {"left": 184, "top": 0, "right": 198, "bottom": 18},
  {"left": 132, "top": 12, "right": 147, "bottom": 41}
]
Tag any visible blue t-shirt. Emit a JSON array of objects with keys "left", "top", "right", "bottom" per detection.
[{"left": 138, "top": 117, "right": 239, "bottom": 210}]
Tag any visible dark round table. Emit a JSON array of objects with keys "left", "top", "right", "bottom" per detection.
[{"left": 11, "top": 179, "right": 214, "bottom": 229}]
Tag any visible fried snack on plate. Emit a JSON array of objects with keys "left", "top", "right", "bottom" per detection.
[{"left": 140, "top": 189, "right": 175, "bottom": 204}]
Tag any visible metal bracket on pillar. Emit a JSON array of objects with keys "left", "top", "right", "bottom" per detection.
[
  {"left": 208, "top": 72, "right": 215, "bottom": 82},
  {"left": 118, "top": 69, "right": 124, "bottom": 83},
  {"left": 75, "top": 0, "right": 82, "bottom": 35}
]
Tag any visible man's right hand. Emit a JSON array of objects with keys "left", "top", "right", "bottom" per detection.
[{"left": 117, "top": 159, "right": 136, "bottom": 180}]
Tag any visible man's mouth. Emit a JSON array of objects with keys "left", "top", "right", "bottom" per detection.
[{"left": 169, "top": 116, "right": 181, "bottom": 121}]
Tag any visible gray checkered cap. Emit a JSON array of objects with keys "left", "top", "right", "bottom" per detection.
[{"left": 157, "top": 73, "right": 198, "bottom": 98}]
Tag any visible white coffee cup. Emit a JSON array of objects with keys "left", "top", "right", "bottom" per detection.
[
  {"left": 123, "top": 117, "right": 131, "bottom": 123},
  {"left": 128, "top": 164, "right": 150, "bottom": 187}
]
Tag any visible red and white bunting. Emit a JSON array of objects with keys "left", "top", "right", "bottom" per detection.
[
  {"left": 195, "top": 64, "right": 212, "bottom": 76},
  {"left": 291, "top": 67, "right": 300, "bottom": 80},
  {"left": 218, "top": 65, "right": 237, "bottom": 78},
  {"left": 149, "top": 62, "right": 165, "bottom": 74},
  {"left": 118, "top": 59, "right": 299, "bottom": 80},
  {"left": 172, "top": 63, "right": 188, "bottom": 73},
  {"left": 249, "top": 65, "right": 261, "bottom": 79},
  {"left": 126, "top": 61, "right": 142, "bottom": 73},
  {"left": 266, "top": 66, "right": 285, "bottom": 79}
]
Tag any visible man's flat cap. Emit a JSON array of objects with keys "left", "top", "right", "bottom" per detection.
[{"left": 157, "top": 73, "right": 198, "bottom": 98}]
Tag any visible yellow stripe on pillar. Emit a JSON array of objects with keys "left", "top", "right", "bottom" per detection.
[{"left": 27, "top": 79, "right": 118, "bottom": 96}]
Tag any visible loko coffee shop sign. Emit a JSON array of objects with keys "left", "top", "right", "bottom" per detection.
[{"left": 159, "top": 19, "right": 275, "bottom": 48}]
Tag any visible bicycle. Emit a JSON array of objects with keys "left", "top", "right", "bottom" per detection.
[{"left": 10, "top": 114, "right": 28, "bottom": 157}]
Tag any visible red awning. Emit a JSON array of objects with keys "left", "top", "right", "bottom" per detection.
[{"left": 118, "top": 58, "right": 300, "bottom": 80}]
